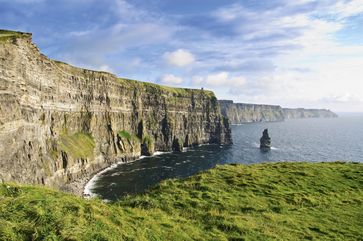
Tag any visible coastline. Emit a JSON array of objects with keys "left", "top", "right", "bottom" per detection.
[
  {"left": 2, "top": 161, "right": 362, "bottom": 240},
  {"left": 80, "top": 151, "right": 170, "bottom": 198}
]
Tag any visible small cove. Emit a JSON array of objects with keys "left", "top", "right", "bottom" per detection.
[{"left": 86, "top": 114, "right": 363, "bottom": 201}]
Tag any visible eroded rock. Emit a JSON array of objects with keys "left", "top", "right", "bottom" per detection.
[
  {"left": 0, "top": 30, "right": 232, "bottom": 194},
  {"left": 260, "top": 129, "right": 271, "bottom": 150}
]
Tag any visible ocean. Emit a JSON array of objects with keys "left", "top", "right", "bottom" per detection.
[{"left": 86, "top": 114, "right": 363, "bottom": 201}]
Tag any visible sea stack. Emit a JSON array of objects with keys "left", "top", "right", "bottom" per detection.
[{"left": 260, "top": 129, "right": 271, "bottom": 149}]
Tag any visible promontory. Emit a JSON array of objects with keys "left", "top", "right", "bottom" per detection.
[{"left": 0, "top": 30, "right": 232, "bottom": 194}]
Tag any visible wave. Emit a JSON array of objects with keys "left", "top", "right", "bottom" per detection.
[
  {"left": 83, "top": 151, "right": 170, "bottom": 198},
  {"left": 154, "top": 151, "right": 170, "bottom": 156},
  {"left": 252, "top": 141, "right": 278, "bottom": 150},
  {"left": 253, "top": 142, "right": 260, "bottom": 148}
]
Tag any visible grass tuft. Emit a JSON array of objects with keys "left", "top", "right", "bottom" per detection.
[{"left": 117, "top": 130, "right": 132, "bottom": 141}]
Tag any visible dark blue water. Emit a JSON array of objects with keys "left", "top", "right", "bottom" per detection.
[{"left": 87, "top": 114, "right": 363, "bottom": 200}]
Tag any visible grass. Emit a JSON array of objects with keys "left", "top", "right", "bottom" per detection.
[
  {"left": 142, "top": 135, "right": 153, "bottom": 148},
  {"left": 141, "top": 135, "right": 154, "bottom": 155},
  {"left": 117, "top": 130, "right": 132, "bottom": 141},
  {"left": 117, "top": 130, "right": 140, "bottom": 144},
  {"left": 0, "top": 162, "right": 362, "bottom": 240},
  {"left": 0, "top": 29, "right": 31, "bottom": 42},
  {"left": 116, "top": 77, "right": 216, "bottom": 98},
  {"left": 58, "top": 132, "right": 95, "bottom": 159}
]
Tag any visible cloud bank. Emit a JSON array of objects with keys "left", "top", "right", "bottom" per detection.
[{"left": 1, "top": 0, "right": 363, "bottom": 111}]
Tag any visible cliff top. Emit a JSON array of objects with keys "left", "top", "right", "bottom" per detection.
[
  {"left": 55, "top": 58, "right": 216, "bottom": 97},
  {"left": 283, "top": 107, "right": 334, "bottom": 112},
  {"left": 118, "top": 78, "right": 216, "bottom": 97},
  {"left": 54, "top": 58, "right": 216, "bottom": 97},
  {"left": 219, "top": 100, "right": 282, "bottom": 108},
  {"left": 0, "top": 29, "right": 31, "bottom": 42},
  {"left": 0, "top": 29, "right": 215, "bottom": 98},
  {"left": 219, "top": 99, "right": 337, "bottom": 114}
]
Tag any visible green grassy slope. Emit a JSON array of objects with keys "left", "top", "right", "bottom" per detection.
[
  {"left": 0, "top": 162, "right": 362, "bottom": 240},
  {"left": 0, "top": 29, "right": 31, "bottom": 42}
]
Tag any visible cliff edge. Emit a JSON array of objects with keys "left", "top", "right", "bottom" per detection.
[
  {"left": 219, "top": 100, "right": 285, "bottom": 123},
  {"left": 0, "top": 30, "right": 231, "bottom": 193},
  {"left": 219, "top": 100, "right": 337, "bottom": 124}
]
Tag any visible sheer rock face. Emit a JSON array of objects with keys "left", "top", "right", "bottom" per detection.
[
  {"left": 219, "top": 100, "right": 285, "bottom": 124},
  {"left": 0, "top": 32, "right": 232, "bottom": 193},
  {"left": 219, "top": 100, "right": 337, "bottom": 124}
]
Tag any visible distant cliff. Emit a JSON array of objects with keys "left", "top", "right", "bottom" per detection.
[
  {"left": 219, "top": 100, "right": 285, "bottom": 123},
  {"left": 0, "top": 30, "right": 231, "bottom": 193},
  {"left": 219, "top": 100, "right": 337, "bottom": 124},
  {"left": 283, "top": 108, "right": 338, "bottom": 119}
]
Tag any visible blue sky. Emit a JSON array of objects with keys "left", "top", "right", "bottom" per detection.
[{"left": 1, "top": 0, "right": 363, "bottom": 111}]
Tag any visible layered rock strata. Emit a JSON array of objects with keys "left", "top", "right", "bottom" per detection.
[
  {"left": 0, "top": 30, "right": 232, "bottom": 193},
  {"left": 282, "top": 108, "right": 338, "bottom": 119},
  {"left": 219, "top": 100, "right": 337, "bottom": 124},
  {"left": 219, "top": 100, "right": 285, "bottom": 123}
]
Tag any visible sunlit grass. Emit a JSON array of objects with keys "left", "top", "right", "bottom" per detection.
[
  {"left": 0, "top": 162, "right": 362, "bottom": 240},
  {"left": 58, "top": 132, "right": 95, "bottom": 159},
  {"left": 0, "top": 29, "right": 30, "bottom": 42}
]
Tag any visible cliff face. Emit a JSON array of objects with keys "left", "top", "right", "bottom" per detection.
[
  {"left": 282, "top": 108, "right": 338, "bottom": 119},
  {"left": 219, "top": 100, "right": 337, "bottom": 124},
  {"left": 219, "top": 100, "right": 285, "bottom": 123},
  {"left": 0, "top": 30, "right": 231, "bottom": 193}
]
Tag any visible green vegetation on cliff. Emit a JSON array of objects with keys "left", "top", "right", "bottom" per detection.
[
  {"left": 117, "top": 130, "right": 132, "bottom": 141},
  {"left": 117, "top": 130, "right": 140, "bottom": 143},
  {"left": 0, "top": 30, "right": 31, "bottom": 42},
  {"left": 0, "top": 162, "right": 362, "bottom": 240},
  {"left": 59, "top": 132, "right": 95, "bottom": 159},
  {"left": 117, "top": 77, "right": 216, "bottom": 97},
  {"left": 142, "top": 135, "right": 154, "bottom": 150}
]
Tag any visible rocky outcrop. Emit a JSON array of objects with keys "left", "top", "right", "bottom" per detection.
[
  {"left": 219, "top": 100, "right": 285, "bottom": 123},
  {"left": 0, "top": 30, "right": 231, "bottom": 194},
  {"left": 219, "top": 100, "right": 338, "bottom": 124},
  {"left": 260, "top": 129, "right": 271, "bottom": 149}
]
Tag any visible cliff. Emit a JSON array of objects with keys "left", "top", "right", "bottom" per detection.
[
  {"left": 0, "top": 30, "right": 231, "bottom": 193},
  {"left": 282, "top": 108, "right": 338, "bottom": 119},
  {"left": 219, "top": 100, "right": 337, "bottom": 124},
  {"left": 219, "top": 100, "right": 285, "bottom": 123}
]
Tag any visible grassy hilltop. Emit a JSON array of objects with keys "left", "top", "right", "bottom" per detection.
[{"left": 0, "top": 162, "right": 362, "bottom": 240}]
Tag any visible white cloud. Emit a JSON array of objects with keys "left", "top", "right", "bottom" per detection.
[
  {"left": 160, "top": 74, "right": 184, "bottom": 85},
  {"left": 8, "top": 0, "right": 362, "bottom": 111},
  {"left": 205, "top": 72, "right": 229, "bottom": 86},
  {"left": 330, "top": 0, "right": 363, "bottom": 19},
  {"left": 200, "top": 1, "right": 363, "bottom": 111},
  {"left": 229, "top": 57, "right": 363, "bottom": 111},
  {"left": 193, "top": 72, "right": 246, "bottom": 88},
  {"left": 163, "top": 49, "right": 195, "bottom": 67},
  {"left": 99, "top": 65, "right": 114, "bottom": 73},
  {"left": 113, "top": 0, "right": 150, "bottom": 22}
]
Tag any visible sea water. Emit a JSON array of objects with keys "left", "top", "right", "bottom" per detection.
[{"left": 87, "top": 114, "right": 363, "bottom": 200}]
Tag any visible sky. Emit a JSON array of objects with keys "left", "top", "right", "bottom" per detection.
[{"left": 1, "top": 0, "right": 363, "bottom": 112}]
